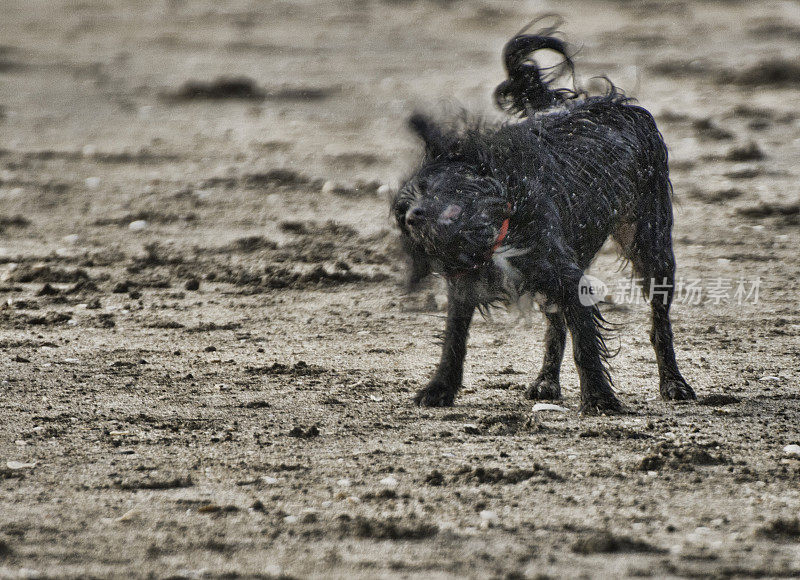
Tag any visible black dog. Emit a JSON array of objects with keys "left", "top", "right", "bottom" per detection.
[{"left": 392, "top": 29, "right": 695, "bottom": 413}]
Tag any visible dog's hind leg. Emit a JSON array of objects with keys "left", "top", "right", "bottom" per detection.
[
  {"left": 525, "top": 309, "right": 565, "bottom": 400},
  {"left": 615, "top": 217, "right": 696, "bottom": 402},
  {"left": 523, "top": 254, "right": 622, "bottom": 413},
  {"left": 542, "top": 266, "right": 622, "bottom": 413},
  {"left": 414, "top": 280, "right": 476, "bottom": 407},
  {"left": 562, "top": 298, "right": 623, "bottom": 414}
]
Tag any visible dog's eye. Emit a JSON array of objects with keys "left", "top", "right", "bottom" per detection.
[{"left": 438, "top": 204, "right": 462, "bottom": 225}]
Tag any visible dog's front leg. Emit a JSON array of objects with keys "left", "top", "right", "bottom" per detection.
[{"left": 414, "top": 280, "right": 476, "bottom": 407}]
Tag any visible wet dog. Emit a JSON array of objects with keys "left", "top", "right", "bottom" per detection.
[{"left": 392, "top": 28, "right": 695, "bottom": 413}]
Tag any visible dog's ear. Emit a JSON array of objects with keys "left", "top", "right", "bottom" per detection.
[
  {"left": 408, "top": 113, "right": 452, "bottom": 158},
  {"left": 401, "top": 236, "right": 432, "bottom": 292},
  {"left": 407, "top": 248, "right": 432, "bottom": 292}
]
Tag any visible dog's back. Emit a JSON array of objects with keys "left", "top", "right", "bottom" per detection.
[
  {"left": 493, "top": 97, "right": 671, "bottom": 266},
  {"left": 489, "top": 34, "right": 673, "bottom": 267}
]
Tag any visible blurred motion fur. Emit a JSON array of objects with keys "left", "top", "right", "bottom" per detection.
[{"left": 392, "top": 24, "right": 695, "bottom": 413}]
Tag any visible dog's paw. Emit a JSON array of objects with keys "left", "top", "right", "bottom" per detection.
[
  {"left": 414, "top": 382, "right": 457, "bottom": 407},
  {"left": 525, "top": 377, "right": 561, "bottom": 400},
  {"left": 660, "top": 379, "right": 696, "bottom": 401},
  {"left": 579, "top": 394, "right": 625, "bottom": 415}
]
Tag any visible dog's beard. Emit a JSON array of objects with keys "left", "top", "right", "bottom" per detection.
[{"left": 410, "top": 210, "right": 505, "bottom": 275}]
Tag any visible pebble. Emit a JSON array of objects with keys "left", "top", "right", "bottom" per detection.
[
  {"left": 283, "top": 515, "right": 298, "bottom": 524},
  {"left": 479, "top": 510, "right": 498, "bottom": 521},
  {"left": 115, "top": 508, "right": 141, "bottom": 522},
  {"left": 262, "top": 476, "right": 278, "bottom": 485},
  {"left": 532, "top": 403, "right": 569, "bottom": 412},
  {"left": 321, "top": 180, "right": 342, "bottom": 194},
  {"left": 377, "top": 184, "right": 393, "bottom": 197},
  {"left": 759, "top": 375, "right": 781, "bottom": 382},
  {"left": 63, "top": 234, "right": 80, "bottom": 245},
  {"left": 336, "top": 478, "right": 352, "bottom": 487},
  {"left": 783, "top": 444, "right": 800, "bottom": 457},
  {"left": 128, "top": 220, "right": 148, "bottom": 231},
  {"left": 479, "top": 510, "right": 498, "bottom": 529},
  {"left": 85, "top": 176, "right": 101, "bottom": 189},
  {"left": 379, "top": 476, "right": 398, "bottom": 487},
  {"left": 7, "top": 461, "right": 36, "bottom": 470}
]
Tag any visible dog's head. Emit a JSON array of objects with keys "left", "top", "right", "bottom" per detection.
[{"left": 393, "top": 114, "right": 511, "bottom": 285}]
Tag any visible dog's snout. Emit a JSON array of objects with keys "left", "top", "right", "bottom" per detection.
[{"left": 405, "top": 206, "right": 425, "bottom": 227}]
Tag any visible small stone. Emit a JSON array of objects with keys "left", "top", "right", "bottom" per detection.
[
  {"left": 116, "top": 508, "right": 141, "bottom": 522},
  {"left": 6, "top": 461, "right": 36, "bottom": 470},
  {"left": 479, "top": 510, "right": 498, "bottom": 528},
  {"left": 377, "top": 184, "right": 393, "bottom": 197},
  {"left": 532, "top": 403, "right": 569, "bottom": 412},
  {"left": 759, "top": 375, "right": 781, "bottom": 382},
  {"left": 128, "top": 220, "right": 148, "bottom": 231},
  {"left": 283, "top": 515, "right": 298, "bottom": 524},
  {"left": 85, "top": 176, "right": 101, "bottom": 189},
  {"left": 336, "top": 478, "right": 352, "bottom": 487},
  {"left": 263, "top": 476, "right": 278, "bottom": 485},
  {"left": 379, "top": 476, "right": 398, "bottom": 487},
  {"left": 783, "top": 444, "right": 800, "bottom": 457},
  {"left": 321, "top": 180, "right": 356, "bottom": 195},
  {"left": 62, "top": 234, "right": 80, "bottom": 245}
]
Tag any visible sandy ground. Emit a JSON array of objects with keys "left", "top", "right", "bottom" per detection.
[{"left": 1, "top": 0, "right": 800, "bottom": 578}]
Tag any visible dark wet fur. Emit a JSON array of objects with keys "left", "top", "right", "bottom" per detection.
[{"left": 393, "top": 26, "right": 695, "bottom": 413}]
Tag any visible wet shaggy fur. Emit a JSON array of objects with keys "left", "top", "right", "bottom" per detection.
[{"left": 393, "top": 28, "right": 695, "bottom": 413}]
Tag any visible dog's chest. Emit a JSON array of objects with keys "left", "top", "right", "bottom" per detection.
[{"left": 462, "top": 247, "right": 557, "bottom": 314}]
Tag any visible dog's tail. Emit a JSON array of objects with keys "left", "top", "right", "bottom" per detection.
[{"left": 494, "top": 23, "right": 580, "bottom": 117}]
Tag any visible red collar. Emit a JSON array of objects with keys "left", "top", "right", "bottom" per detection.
[
  {"left": 445, "top": 205, "right": 512, "bottom": 280},
  {"left": 491, "top": 215, "right": 510, "bottom": 252}
]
